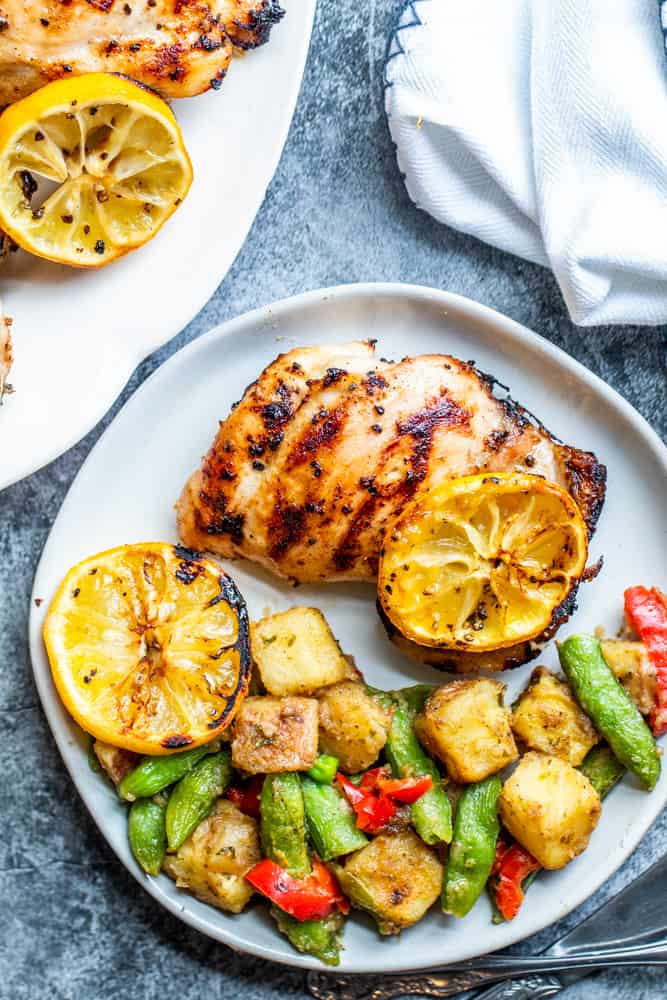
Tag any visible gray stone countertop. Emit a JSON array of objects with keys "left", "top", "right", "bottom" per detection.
[{"left": 1, "top": 2, "right": 665, "bottom": 998}]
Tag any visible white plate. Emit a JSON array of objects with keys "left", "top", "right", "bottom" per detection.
[
  {"left": 0, "top": 1, "right": 316, "bottom": 491},
  {"left": 29, "top": 283, "right": 667, "bottom": 972}
]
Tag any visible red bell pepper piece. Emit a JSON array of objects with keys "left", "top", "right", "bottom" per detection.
[
  {"left": 336, "top": 768, "right": 432, "bottom": 833},
  {"left": 226, "top": 775, "right": 264, "bottom": 818},
  {"left": 378, "top": 774, "right": 433, "bottom": 803},
  {"left": 490, "top": 839, "right": 541, "bottom": 921},
  {"left": 624, "top": 586, "right": 667, "bottom": 736},
  {"left": 244, "top": 858, "right": 348, "bottom": 921},
  {"left": 336, "top": 771, "right": 396, "bottom": 832}
]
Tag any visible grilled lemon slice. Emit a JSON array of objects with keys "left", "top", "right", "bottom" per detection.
[
  {"left": 378, "top": 473, "right": 588, "bottom": 653},
  {"left": 0, "top": 74, "right": 192, "bottom": 267},
  {"left": 43, "top": 543, "right": 250, "bottom": 754}
]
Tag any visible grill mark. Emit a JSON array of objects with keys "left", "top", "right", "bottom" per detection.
[
  {"left": 195, "top": 487, "right": 245, "bottom": 543},
  {"left": 285, "top": 404, "right": 346, "bottom": 469},
  {"left": 396, "top": 394, "right": 471, "bottom": 480},
  {"left": 268, "top": 497, "right": 307, "bottom": 559},
  {"left": 332, "top": 393, "right": 470, "bottom": 571}
]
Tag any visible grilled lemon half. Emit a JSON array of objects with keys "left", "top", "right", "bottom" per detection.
[
  {"left": 378, "top": 473, "right": 588, "bottom": 653},
  {"left": 0, "top": 74, "right": 192, "bottom": 267},
  {"left": 43, "top": 543, "right": 250, "bottom": 754}
]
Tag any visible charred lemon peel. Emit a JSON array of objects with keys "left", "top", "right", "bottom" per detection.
[
  {"left": 378, "top": 473, "right": 588, "bottom": 654},
  {"left": 43, "top": 542, "right": 250, "bottom": 755},
  {"left": 0, "top": 73, "right": 192, "bottom": 268}
]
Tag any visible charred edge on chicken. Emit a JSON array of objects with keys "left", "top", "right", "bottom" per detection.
[{"left": 227, "top": 0, "right": 285, "bottom": 50}]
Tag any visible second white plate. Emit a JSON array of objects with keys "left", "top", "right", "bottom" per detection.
[
  {"left": 0, "top": 1, "right": 316, "bottom": 490},
  {"left": 30, "top": 283, "right": 667, "bottom": 972}
]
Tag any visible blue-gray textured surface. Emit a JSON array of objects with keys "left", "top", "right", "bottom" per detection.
[{"left": 1, "top": 2, "right": 666, "bottom": 999}]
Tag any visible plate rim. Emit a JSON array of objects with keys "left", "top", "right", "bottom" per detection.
[
  {"left": 29, "top": 281, "right": 667, "bottom": 972},
  {"left": 0, "top": 0, "right": 317, "bottom": 493}
]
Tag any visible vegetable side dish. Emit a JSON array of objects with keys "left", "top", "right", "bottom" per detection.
[{"left": 70, "top": 592, "right": 666, "bottom": 966}]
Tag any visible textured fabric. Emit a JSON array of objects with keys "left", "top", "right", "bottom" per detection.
[{"left": 385, "top": 0, "right": 667, "bottom": 327}]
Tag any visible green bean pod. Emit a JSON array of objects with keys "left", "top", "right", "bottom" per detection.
[
  {"left": 307, "top": 755, "right": 339, "bottom": 785},
  {"left": 271, "top": 907, "right": 344, "bottom": 966},
  {"left": 443, "top": 775, "right": 501, "bottom": 917},
  {"left": 165, "top": 750, "right": 232, "bottom": 851},
  {"left": 384, "top": 693, "right": 453, "bottom": 845},
  {"left": 579, "top": 743, "right": 626, "bottom": 797},
  {"left": 128, "top": 796, "right": 167, "bottom": 876},
  {"left": 260, "top": 773, "right": 311, "bottom": 877},
  {"left": 559, "top": 635, "right": 660, "bottom": 790},
  {"left": 391, "top": 685, "right": 435, "bottom": 714},
  {"left": 301, "top": 777, "right": 368, "bottom": 861},
  {"left": 118, "top": 741, "right": 219, "bottom": 802}
]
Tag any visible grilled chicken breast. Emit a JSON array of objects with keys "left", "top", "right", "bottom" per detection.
[
  {"left": 177, "top": 342, "right": 606, "bottom": 592},
  {"left": 0, "top": 0, "right": 284, "bottom": 106}
]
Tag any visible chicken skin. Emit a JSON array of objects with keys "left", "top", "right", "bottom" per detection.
[
  {"left": 177, "top": 341, "right": 606, "bottom": 588},
  {"left": 0, "top": 0, "right": 284, "bottom": 106}
]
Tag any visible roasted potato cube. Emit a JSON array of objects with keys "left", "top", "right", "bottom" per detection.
[
  {"left": 415, "top": 679, "right": 517, "bottom": 783},
  {"left": 251, "top": 607, "right": 358, "bottom": 697},
  {"left": 334, "top": 830, "right": 443, "bottom": 934},
  {"left": 93, "top": 740, "right": 138, "bottom": 786},
  {"left": 511, "top": 668, "right": 599, "bottom": 766},
  {"left": 163, "top": 799, "right": 261, "bottom": 913},
  {"left": 601, "top": 640, "right": 657, "bottom": 716},
  {"left": 317, "top": 681, "right": 394, "bottom": 773},
  {"left": 231, "top": 696, "right": 319, "bottom": 774},
  {"left": 499, "top": 752, "right": 601, "bottom": 869}
]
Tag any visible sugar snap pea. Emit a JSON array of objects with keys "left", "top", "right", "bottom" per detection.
[
  {"left": 301, "top": 776, "right": 368, "bottom": 861},
  {"left": 579, "top": 743, "right": 626, "bottom": 797},
  {"left": 165, "top": 749, "right": 232, "bottom": 851},
  {"left": 307, "top": 755, "right": 339, "bottom": 785},
  {"left": 384, "top": 691, "right": 453, "bottom": 845},
  {"left": 118, "top": 741, "right": 219, "bottom": 802},
  {"left": 128, "top": 795, "right": 167, "bottom": 876},
  {"left": 559, "top": 635, "right": 660, "bottom": 790},
  {"left": 260, "top": 773, "right": 311, "bottom": 877},
  {"left": 391, "top": 685, "right": 435, "bottom": 714},
  {"left": 263, "top": 775, "right": 345, "bottom": 962},
  {"left": 443, "top": 775, "right": 501, "bottom": 917},
  {"left": 271, "top": 907, "right": 344, "bottom": 966}
]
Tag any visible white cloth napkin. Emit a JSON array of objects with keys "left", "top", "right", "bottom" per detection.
[{"left": 385, "top": 0, "right": 667, "bottom": 327}]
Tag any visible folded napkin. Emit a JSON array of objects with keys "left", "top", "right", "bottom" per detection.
[{"left": 385, "top": 0, "right": 667, "bottom": 327}]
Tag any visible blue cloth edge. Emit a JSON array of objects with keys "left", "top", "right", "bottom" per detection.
[{"left": 383, "top": 0, "right": 430, "bottom": 88}]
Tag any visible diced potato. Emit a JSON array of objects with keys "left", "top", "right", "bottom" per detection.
[
  {"left": 163, "top": 799, "right": 261, "bottom": 913},
  {"left": 93, "top": 740, "right": 138, "bottom": 786},
  {"left": 415, "top": 679, "right": 517, "bottom": 783},
  {"left": 317, "top": 681, "right": 394, "bottom": 773},
  {"left": 334, "top": 830, "right": 443, "bottom": 934},
  {"left": 499, "top": 752, "right": 601, "bottom": 870},
  {"left": 231, "top": 695, "right": 319, "bottom": 774},
  {"left": 251, "top": 607, "right": 358, "bottom": 697},
  {"left": 601, "top": 640, "right": 657, "bottom": 716},
  {"left": 511, "top": 667, "right": 599, "bottom": 766}
]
